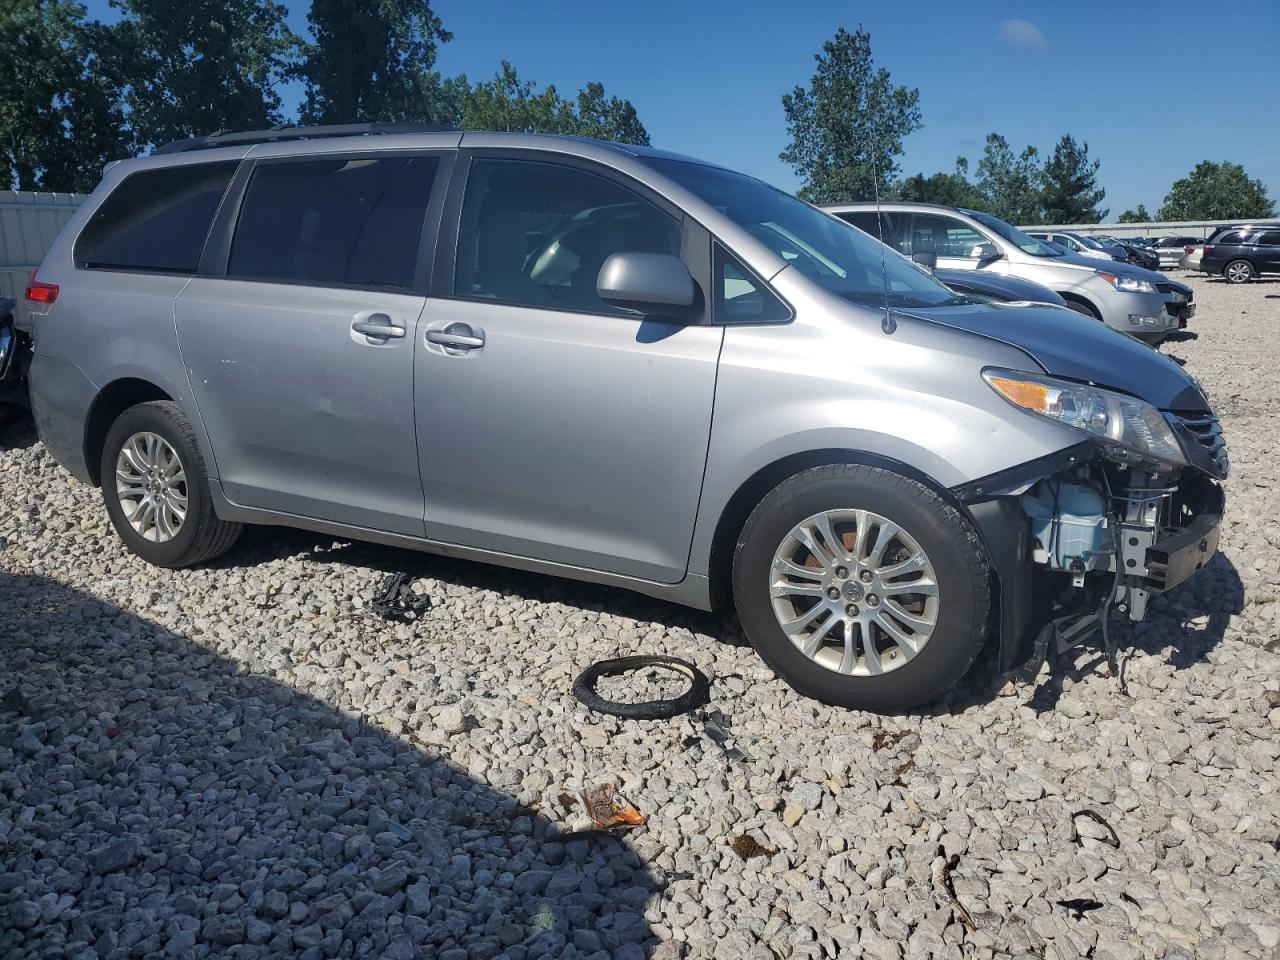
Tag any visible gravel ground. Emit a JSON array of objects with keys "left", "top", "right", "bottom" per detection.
[{"left": 3, "top": 273, "right": 1279, "bottom": 960}]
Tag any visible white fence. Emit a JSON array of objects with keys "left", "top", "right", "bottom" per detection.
[
  {"left": 1017, "top": 218, "right": 1280, "bottom": 240},
  {"left": 1, "top": 190, "right": 87, "bottom": 326}
]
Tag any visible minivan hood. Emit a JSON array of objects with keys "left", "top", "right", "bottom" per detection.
[{"left": 902, "top": 301, "right": 1209, "bottom": 411}]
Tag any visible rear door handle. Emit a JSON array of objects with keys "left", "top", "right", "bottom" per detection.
[
  {"left": 353, "top": 314, "right": 405, "bottom": 340},
  {"left": 425, "top": 323, "right": 485, "bottom": 351}
]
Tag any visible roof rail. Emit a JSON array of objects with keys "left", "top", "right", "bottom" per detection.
[{"left": 153, "top": 121, "right": 456, "bottom": 155}]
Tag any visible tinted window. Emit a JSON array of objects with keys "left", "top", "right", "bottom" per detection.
[
  {"left": 1260, "top": 232, "right": 1280, "bottom": 246},
  {"left": 714, "top": 244, "right": 789, "bottom": 323},
  {"left": 76, "top": 161, "right": 238, "bottom": 273},
  {"left": 454, "top": 159, "right": 680, "bottom": 314},
  {"left": 837, "top": 211, "right": 882, "bottom": 236},
  {"left": 835, "top": 211, "right": 907, "bottom": 251},
  {"left": 1215, "top": 231, "right": 1248, "bottom": 244},
  {"left": 229, "top": 156, "right": 439, "bottom": 289},
  {"left": 911, "top": 214, "right": 987, "bottom": 258}
]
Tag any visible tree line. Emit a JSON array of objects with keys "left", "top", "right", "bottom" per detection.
[
  {"left": 780, "top": 27, "right": 1275, "bottom": 224},
  {"left": 1, "top": 0, "right": 647, "bottom": 192},
  {"left": 3, "top": 7, "right": 1275, "bottom": 226}
]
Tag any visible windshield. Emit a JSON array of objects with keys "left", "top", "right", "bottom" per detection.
[
  {"left": 964, "top": 209, "right": 1064, "bottom": 257},
  {"left": 646, "top": 158, "right": 962, "bottom": 308}
]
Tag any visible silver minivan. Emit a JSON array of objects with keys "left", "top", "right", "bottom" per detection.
[
  {"left": 25, "top": 126, "right": 1226, "bottom": 711},
  {"left": 827, "top": 203, "right": 1195, "bottom": 343}
]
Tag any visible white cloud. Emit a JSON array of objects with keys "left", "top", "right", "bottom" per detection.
[{"left": 999, "top": 19, "right": 1048, "bottom": 53}]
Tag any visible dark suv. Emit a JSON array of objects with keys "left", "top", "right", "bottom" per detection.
[{"left": 1200, "top": 226, "right": 1280, "bottom": 283}]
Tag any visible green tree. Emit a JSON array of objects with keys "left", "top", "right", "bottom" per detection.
[
  {"left": 295, "top": 0, "right": 454, "bottom": 124},
  {"left": 0, "top": 0, "right": 128, "bottom": 191},
  {"left": 1039, "top": 134, "right": 1107, "bottom": 223},
  {"left": 897, "top": 157, "right": 985, "bottom": 209},
  {"left": 780, "top": 27, "right": 922, "bottom": 203},
  {"left": 458, "top": 63, "right": 649, "bottom": 144},
  {"left": 975, "top": 133, "right": 1044, "bottom": 224},
  {"left": 104, "top": 0, "right": 300, "bottom": 148},
  {"left": 1116, "top": 203, "right": 1151, "bottom": 223},
  {"left": 1157, "top": 161, "right": 1275, "bottom": 221}
]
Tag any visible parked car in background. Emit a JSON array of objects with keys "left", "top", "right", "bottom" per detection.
[
  {"left": 1150, "top": 236, "right": 1204, "bottom": 270},
  {"left": 25, "top": 125, "right": 1227, "bottom": 711},
  {"left": 1200, "top": 226, "right": 1280, "bottom": 282},
  {"left": 1095, "top": 236, "right": 1160, "bottom": 271},
  {"left": 906, "top": 251, "right": 1068, "bottom": 307},
  {"left": 1180, "top": 241, "right": 1207, "bottom": 272},
  {"left": 0, "top": 296, "right": 30, "bottom": 418},
  {"left": 1027, "top": 231, "right": 1120, "bottom": 262},
  {"left": 831, "top": 204, "right": 1194, "bottom": 342}
]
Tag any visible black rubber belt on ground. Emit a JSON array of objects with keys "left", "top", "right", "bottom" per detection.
[{"left": 572, "top": 655, "right": 711, "bottom": 720}]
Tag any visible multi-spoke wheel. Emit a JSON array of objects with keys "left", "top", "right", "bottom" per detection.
[
  {"left": 115, "top": 432, "right": 188, "bottom": 542},
  {"left": 1223, "top": 259, "right": 1254, "bottom": 284},
  {"left": 101, "top": 401, "right": 241, "bottom": 567},
  {"left": 770, "top": 509, "right": 938, "bottom": 676},
  {"left": 733, "top": 464, "right": 991, "bottom": 711}
]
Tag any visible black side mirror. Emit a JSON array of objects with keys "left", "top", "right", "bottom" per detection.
[
  {"left": 597, "top": 252, "right": 697, "bottom": 318},
  {"left": 910, "top": 251, "right": 938, "bottom": 274}
]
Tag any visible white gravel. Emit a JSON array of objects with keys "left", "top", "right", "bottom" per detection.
[{"left": 3, "top": 272, "right": 1279, "bottom": 959}]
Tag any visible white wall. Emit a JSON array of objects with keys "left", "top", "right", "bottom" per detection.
[{"left": 1, "top": 191, "right": 87, "bottom": 326}]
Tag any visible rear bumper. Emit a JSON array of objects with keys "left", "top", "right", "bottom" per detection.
[{"left": 29, "top": 353, "right": 96, "bottom": 483}]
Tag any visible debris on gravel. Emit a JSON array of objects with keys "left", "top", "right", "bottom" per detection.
[{"left": 2, "top": 273, "right": 1279, "bottom": 958}]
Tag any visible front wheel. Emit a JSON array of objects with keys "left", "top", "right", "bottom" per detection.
[
  {"left": 101, "top": 401, "right": 242, "bottom": 567},
  {"left": 1223, "top": 259, "right": 1254, "bottom": 284},
  {"left": 732, "top": 464, "right": 991, "bottom": 712}
]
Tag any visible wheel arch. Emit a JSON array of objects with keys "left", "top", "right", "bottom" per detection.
[
  {"left": 83, "top": 378, "right": 174, "bottom": 486},
  {"left": 1057, "top": 291, "right": 1101, "bottom": 319},
  {"left": 705, "top": 448, "right": 972, "bottom": 610}
]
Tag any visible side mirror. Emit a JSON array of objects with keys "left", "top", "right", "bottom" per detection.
[
  {"left": 970, "top": 242, "right": 1002, "bottom": 262},
  {"left": 910, "top": 251, "right": 938, "bottom": 274},
  {"left": 597, "top": 252, "right": 697, "bottom": 317}
]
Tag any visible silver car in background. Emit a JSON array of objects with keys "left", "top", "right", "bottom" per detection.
[
  {"left": 25, "top": 127, "right": 1225, "bottom": 711},
  {"left": 828, "top": 203, "right": 1195, "bottom": 342}
]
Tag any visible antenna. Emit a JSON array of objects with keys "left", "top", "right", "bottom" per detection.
[{"left": 870, "top": 127, "right": 896, "bottom": 335}]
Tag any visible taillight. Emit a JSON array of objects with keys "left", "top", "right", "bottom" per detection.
[
  {"left": 24, "top": 274, "right": 59, "bottom": 305},
  {"left": 1203, "top": 245, "right": 1214, "bottom": 254},
  {"left": 1184, "top": 246, "right": 1195, "bottom": 254}
]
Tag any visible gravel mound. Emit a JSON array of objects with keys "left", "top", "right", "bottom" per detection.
[{"left": 2, "top": 274, "right": 1278, "bottom": 959}]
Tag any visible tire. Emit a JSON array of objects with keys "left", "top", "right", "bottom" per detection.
[
  {"left": 732, "top": 464, "right": 991, "bottom": 712},
  {"left": 100, "top": 401, "right": 241, "bottom": 567},
  {"left": 1223, "top": 259, "right": 1254, "bottom": 284},
  {"left": 1064, "top": 299, "right": 1101, "bottom": 321}
]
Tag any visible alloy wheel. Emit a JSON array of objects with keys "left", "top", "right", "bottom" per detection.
[
  {"left": 1225, "top": 261, "right": 1252, "bottom": 283},
  {"left": 115, "top": 431, "right": 188, "bottom": 543},
  {"left": 769, "top": 508, "right": 938, "bottom": 676}
]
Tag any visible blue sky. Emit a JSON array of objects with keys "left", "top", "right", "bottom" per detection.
[{"left": 83, "top": 1, "right": 1279, "bottom": 221}]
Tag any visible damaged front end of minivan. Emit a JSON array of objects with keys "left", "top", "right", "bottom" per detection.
[{"left": 954, "top": 368, "right": 1228, "bottom": 675}]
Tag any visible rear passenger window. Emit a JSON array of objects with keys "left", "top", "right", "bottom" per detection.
[
  {"left": 75, "top": 162, "right": 237, "bottom": 273},
  {"left": 1215, "top": 231, "right": 1247, "bottom": 244},
  {"left": 1260, "top": 232, "right": 1280, "bottom": 246},
  {"left": 229, "top": 156, "right": 439, "bottom": 289},
  {"left": 454, "top": 158, "right": 680, "bottom": 315}
]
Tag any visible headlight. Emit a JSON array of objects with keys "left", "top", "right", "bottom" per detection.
[
  {"left": 1098, "top": 271, "right": 1155, "bottom": 294},
  {"left": 984, "top": 369, "right": 1186, "bottom": 465}
]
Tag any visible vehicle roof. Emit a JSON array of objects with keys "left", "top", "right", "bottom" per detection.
[{"left": 112, "top": 130, "right": 725, "bottom": 175}]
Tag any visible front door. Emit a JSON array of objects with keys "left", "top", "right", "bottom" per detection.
[
  {"left": 414, "top": 155, "right": 722, "bottom": 583},
  {"left": 177, "top": 152, "right": 446, "bottom": 535},
  {"left": 909, "top": 212, "right": 996, "bottom": 274}
]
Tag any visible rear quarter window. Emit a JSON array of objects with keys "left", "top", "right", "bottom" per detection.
[
  {"left": 75, "top": 162, "right": 239, "bottom": 273},
  {"left": 1214, "top": 231, "right": 1248, "bottom": 245}
]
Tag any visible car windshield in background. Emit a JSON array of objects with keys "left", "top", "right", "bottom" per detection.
[
  {"left": 965, "top": 210, "right": 1064, "bottom": 258},
  {"left": 646, "top": 159, "right": 960, "bottom": 308}
]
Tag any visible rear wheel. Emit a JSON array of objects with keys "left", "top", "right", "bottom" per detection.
[
  {"left": 101, "top": 401, "right": 241, "bottom": 567},
  {"left": 1223, "top": 259, "right": 1254, "bottom": 284},
  {"left": 732, "top": 464, "right": 991, "bottom": 711}
]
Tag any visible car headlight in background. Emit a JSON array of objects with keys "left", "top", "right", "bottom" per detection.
[
  {"left": 1097, "top": 272, "right": 1156, "bottom": 294},
  {"left": 984, "top": 369, "right": 1186, "bottom": 466}
]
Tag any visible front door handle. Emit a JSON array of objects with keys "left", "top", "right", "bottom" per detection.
[
  {"left": 426, "top": 323, "right": 485, "bottom": 351},
  {"left": 353, "top": 314, "right": 406, "bottom": 340}
]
